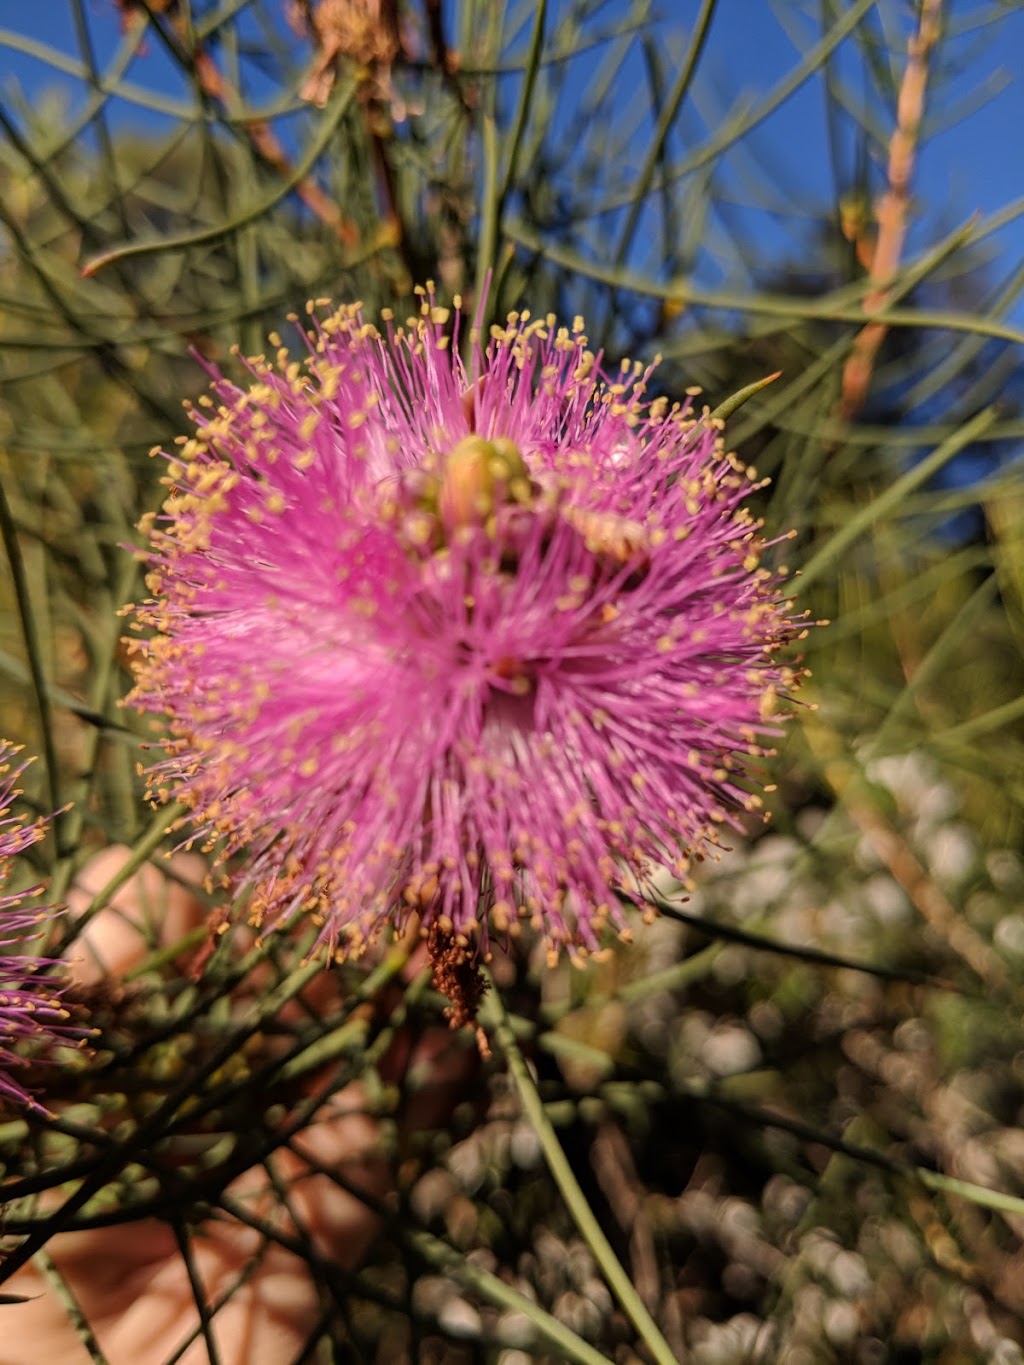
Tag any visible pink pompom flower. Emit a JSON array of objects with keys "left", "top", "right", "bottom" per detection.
[
  {"left": 126, "top": 293, "right": 802, "bottom": 1008},
  {"left": 0, "top": 745, "right": 84, "bottom": 1112}
]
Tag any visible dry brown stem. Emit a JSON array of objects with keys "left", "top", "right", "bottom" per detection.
[{"left": 840, "top": 0, "right": 943, "bottom": 420}]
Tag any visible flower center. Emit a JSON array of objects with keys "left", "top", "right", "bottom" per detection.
[
  {"left": 390, "top": 435, "right": 537, "bottom": 555},
  {"left": 438, "top": 435, "right": 534, "bottom": 533}
]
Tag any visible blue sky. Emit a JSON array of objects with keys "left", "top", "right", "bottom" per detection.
[{"left": 2, "top": 1, "right": 1022, "bottom": 320}]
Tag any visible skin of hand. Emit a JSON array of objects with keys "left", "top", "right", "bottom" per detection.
[{"left": 0, "top": 846, "right": 470, "bottom": 1365}]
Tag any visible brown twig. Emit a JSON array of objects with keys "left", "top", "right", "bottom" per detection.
[
  {"left": 839, "top": 0, "right": 943, "bottom": 420},
  {"left": 807, "top": 721, "right": 1011, "bottom": 994},
  {"left": 849, "top": 804, "right": 1010, "bottom": 992}
]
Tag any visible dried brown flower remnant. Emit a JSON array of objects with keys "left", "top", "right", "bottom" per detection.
[
  {"left": 427, "top": 923, "right": 489, "bottom": 1050},
  {"left": 289, "top": 0, "right": 402, "bottom": 108}
]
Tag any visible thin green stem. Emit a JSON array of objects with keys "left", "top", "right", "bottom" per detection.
[
  {"left": 612, "top": 0, "right": 716, "bottom": 267},
  {"left": 82, "top": 73, "right": 360, "bottom": 275},
  {"left": 475, "top": 112, "right": 501, "bottom": 312},
  {"left": 0, "top": 474, "right": 62, "bottom": 851},
  {"left": 482, "top": 983, "right": 680, "bottom": 1365},
  {"left": 0, "top": 29, "right": 195, "bottom": 118},
  {"left": 913, "top": 1168, "right": 1024, "bottom": 1219},
  {"left": 930, "top": 695, "right": 1024, "bottom": 750},
  {"left": 597, "top": 0, "right": 877, "bottom": 215},
  {"left": 53, "top": 801, "right": 186, "bottom": 955},
  {"left": 34, "top": 1250, "right": 111, "bottom": 1365},
  {"left": 499, "top": 0, "right": 547, "bottom": 205},
  {"left": 631, "top": 894, "right": 961, "bottom": 994},
  {"left": 796, "top": 405, "right": 1000, "bottom": 591},
  {"left": 506, "top": 218, "right": 1024, "bottom": 346},
  {"left": 49, "top": 551, "right": 140, "bottom": 902},
  {"left": 0, "top": 952, "right": 327, "bottom": 1286},
  {"left": 170, "top": 1219, "right": 222, "bottom": 1365},
  {"left": 472, "top": 0, "right": 505, "bottom": 321},
  {"left": 404, "top": 1225, "right": 616, "bottom": 1365},
  {"left": 865, "top": 574, "right": 1000, "bottom": 758}
]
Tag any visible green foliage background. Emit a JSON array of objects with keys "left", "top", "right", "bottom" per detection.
[{"left": 1, "top": 2, "right": 1023, "bottom": 1361}]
